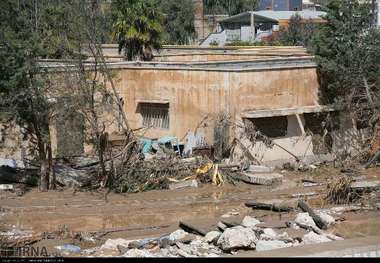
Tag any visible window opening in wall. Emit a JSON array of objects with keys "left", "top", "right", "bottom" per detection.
[
  {"left": 248, "top": 116, "right": 288, "bottom": 138},
  {"left": 139, "top": 103, "right": 169, "bottom": 129}
]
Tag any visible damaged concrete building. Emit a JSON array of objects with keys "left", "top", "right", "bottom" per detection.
[
  {"left": 63, "top": 46, "right": 347, "bottom": 166},
  {"left": 3, "top": 46, "right": 359, "bottom": 167}
]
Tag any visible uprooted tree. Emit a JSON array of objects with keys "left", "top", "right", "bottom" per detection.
[{"left": 311, "top": 0, "right": 380, "bottom": 160}]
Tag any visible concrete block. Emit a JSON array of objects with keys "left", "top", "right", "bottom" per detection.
[
  {"left": 169, "top": 180, "right": 198, "bottom": 190},
  {"left": 241, "top": 172, "right": 283, "bottom": 186},
  {"left": 248, "top": 165, "right": 274, "bottom": 173}
]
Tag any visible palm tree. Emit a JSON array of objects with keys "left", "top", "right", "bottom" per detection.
[{"left": 111, "top": 0, "right": 164, "bottom": 61}]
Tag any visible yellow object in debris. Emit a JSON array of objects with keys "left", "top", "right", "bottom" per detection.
[
  {"left": 196, "top": 163, "right": 214, "bottom": 175},
  {"left": 212, "top": 164, "right": 224, "bottom": 186}
]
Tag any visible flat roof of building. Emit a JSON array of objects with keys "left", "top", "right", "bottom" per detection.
[
  {"left": 220, "top": 10, "right": 326, "bottom": 24},
  {"left": 39, "top": 56, "right": 317, "bottom": 73}
]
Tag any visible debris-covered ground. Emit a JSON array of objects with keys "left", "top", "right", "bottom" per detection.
[{"left": 0, "top": 164, "right": 379, "bottom": 257}]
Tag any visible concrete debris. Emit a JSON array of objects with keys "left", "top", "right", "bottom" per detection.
[
  {"left": 240, "top": 172, "right": 283, "bottom": 186},
  {"left": 217, "top": 222, "right": 228, "bottom": 232},
  {"left": 316, "top": 212, "right": 335, "bottom": 226},
  {"left": 54, "top": 165, "right": 92, "bottom": 188},
  {"left": 205, "top": 231, "right": 221, "bottom": 244},
  {"left": 255, "top": 240, "right": 293, "bottom": 251},
  {"left": 350, "top": 180, "right": 380, "bottom": 191},
  {"left": 169, "top": 229, "right": 188, "bottom": 242},
  {"left": 221, "top": 211, "right": 239, "bottom": 218},
  {"left": 295, "top": 213, "right": 317, "bottom": 228},
  {"left": 241, "top": 216, "right": 261, "bottom": 228},
  {"left": 322, "top": 233, "right": 344, "bottom": 241},
  {"left": 169, "top": 180, "right": 198, "bottom": 190},
  {"left": 291, "top": 192, "right": 318, "bottom": 198},
  {"left": 261, "top": 228, "right": 278, "bottom": 239},
  {"left": 302, "top": 231, "right": 332, "bottom": 245},
  {"left": 100, "top": 238, "right": 131, "bottom": 251},
  {"left": 122, "top": 248, "right": 155, "bottom": 258},
  {"left": 216, "top": 226, "right": 257, "bottom": 251},
  {"left": 247, "top": 165, "right": 275, "bottom": 173}
]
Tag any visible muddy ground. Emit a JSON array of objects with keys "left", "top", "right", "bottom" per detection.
[{"left": 0, "top": 165, "right": 379, "bottom": 257}]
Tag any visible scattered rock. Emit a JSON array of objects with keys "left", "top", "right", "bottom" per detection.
[
  {"left": 260, "top": 228, "right": 277, "bottom": 240},
  {"left": 302, "top": 231, "right": 332, "bottom": 245},
  {"left": 117, "top": 245, "right": 129, "bottom": 255},
  {"left": 178, "top": 234, "right": 197, "bottom": 244},
  {"left": 158, "top": 236, "right": 172, "bottom": 248},
  {"left": 205, "top": 231, "right": 221, "bottom": 244},
  {"left": 241, "top": 216, "right": 260, "bottom": 228},
  {"left": 295, "top": 213, "right": 317, "bottom": 228},
  {"left": 316, "top": 212, "right": 335, "bottom": 226},
  {"left": 169, "top": 229, "right": 188, "bottom": 242},
  {"left": 122, "top": 248, "right": 155, "bottom": 258},
  {"left": 323, "top": 233, "right": 344, "bottom": 241},
  {"left": 217, "top": 226, "right": 257, "bottom": 251},
  {"left": 217, "top": 222, "right": 228, "bottom": 232},
  {"left": 100, "top": 238, "right": 131, "bottom": 251},
  {"left": 255, "top": 240, "right": 292, "bottom": 251}
]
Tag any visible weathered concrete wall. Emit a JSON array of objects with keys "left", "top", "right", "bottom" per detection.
[
  {"left": 154, "top": 54, "right": 279, "bottom": 62},
  {"left": 110, "top": 66, "right": 320, "bottom": 146}
]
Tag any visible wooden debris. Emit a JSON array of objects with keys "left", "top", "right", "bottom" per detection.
[
  {"left": 297, "top": 200, "right": 327, "bottom": 230},
  {"left": 179, "top": 221, "right": 206, "bottom": 236},
  {"left": 245, "top": 202, "right": 293, "bottom": 212}
]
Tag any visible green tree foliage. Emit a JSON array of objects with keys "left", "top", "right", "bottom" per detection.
[
  {"left": 312, "top": 0, "right": 380, "bottom": 130},
  {"left": 0, "top": 0, "right": 55, "bottom": 191},
  {"left": 111, "top": 0, "right": 164, "bottom": 61},
  {"left": 204, "top": 0, "right": 259, "bottom": 15},
  {"left": 279, "top": 14, "right": 319, "bottom": 48},
  {"left": 159, "top": 0, "right": 196, "bottom": 45}
]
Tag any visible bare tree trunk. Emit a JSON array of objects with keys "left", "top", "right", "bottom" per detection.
[
  {"left": 39, "top": 147, "right": 49, "bottom": 192},
  {"left": 363, "top": 77, "right": 375, "bottom": 109},
  {"left": 48, "top": 142, "right": 56, "bottom": 190}
]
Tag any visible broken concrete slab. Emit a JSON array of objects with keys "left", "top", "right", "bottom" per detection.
[
  {"left": 295, "top": 213, "right": 317, "bottom": 229},
  {"left": 350, "top": 180, "right": 380, "bottom": 191},
  {"left": 316, "top": 212, "right": 335, "bottom": 227},
  {"left": 240, "top": 172, "right": 283, "bottom": 186},
  {"left": 122, "top": 248, "right": 155, "bottom": 258},
  {"left": 217, "top": 226, "right": 257, "bottom": 251},
  {"left": 302, "top": 231, "right": 332, "bottom": 245},
  {"left": 255, "top": 240, "right": 293, "bottom": 251},
  {"left": 247, "top": 165, "right": 275, "bottom": 173},
  {"left": 205, "top": 231, "right": 221, "bottom": 244},
  {"left": 100, "top": 238, "right": 131, "bottom": 251},
  {"left": 241, "top": 216, "right": 261, "bottom": 228},
  {"left": 169, "top": 229, "right": 188, "bottom": 242},
  {"left": 169, "top": 180, "right": 198, "bottom": 190}
]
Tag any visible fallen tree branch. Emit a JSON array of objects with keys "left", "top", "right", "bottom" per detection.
[
  {"left": 179, "top": 221, "right": 206, "bottom": 236},
  {"left": 297, "top": 200, "right": 327, "bottom": 230},
  {"left": 245, "top": 202, "right": 293, "bottom": 212}
]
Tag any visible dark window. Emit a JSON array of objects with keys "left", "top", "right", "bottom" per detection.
[
  {"left": 249, "top": 116, "right": 287, "bottom": 138},
  {"left": 139, "top": 103, "right": 169, "bottom": 129}
]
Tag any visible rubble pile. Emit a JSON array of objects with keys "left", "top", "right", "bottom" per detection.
[{"left": 57, "top": 207, "right": 343, "bottom": 258}]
